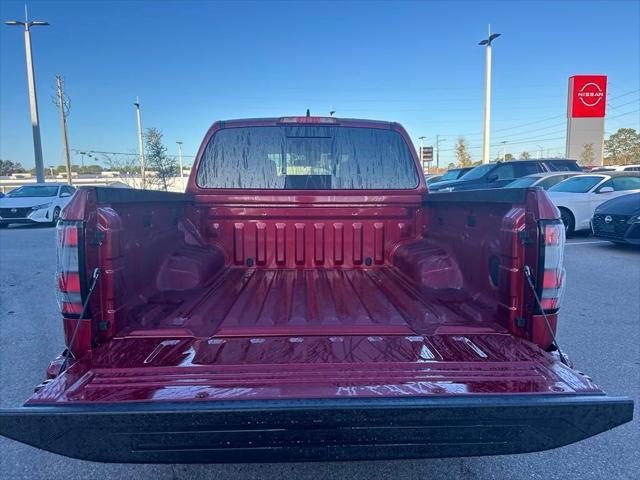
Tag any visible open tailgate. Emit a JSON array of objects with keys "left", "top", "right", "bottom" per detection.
[{"left": 0, "top": 394, "right": 632, "bottom": 463}]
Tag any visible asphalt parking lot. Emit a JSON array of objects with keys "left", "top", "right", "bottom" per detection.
[{"left": 0, "top": 225, "right": 638, "bottom": 480}]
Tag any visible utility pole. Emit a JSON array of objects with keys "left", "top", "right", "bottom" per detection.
[
  {"left": 134, "top": 97, "right": 146, "bottom": 189},
  {"left": 478, "top": 26, "right": 501, "bottom": 165},
  {"left": 55, "top": 75, "right": 73, "bottom": 184},
  {"left": 176, "top": 141, "right": 185, "bottom": 191},
  {"left": 4, "top": 6, "right": 49, "bottom": 183},
  {"left": 435, "top": 135, "right": 446, "bottom": 170},
  {"left": 501, "top": 140, "right": 508, "bottom": 161}
]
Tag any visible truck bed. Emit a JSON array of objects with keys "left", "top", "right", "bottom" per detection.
[
  {"left": 29, "top": 267, "right": 599, "bottom": 405},
  {"left": 120, "top": 266, "right": 502, "bottom": 339}
]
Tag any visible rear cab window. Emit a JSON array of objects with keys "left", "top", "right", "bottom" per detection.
[
  {"left": 516, "top": 163, "right": 544, "bottom": 176},
  {"left": 545, "top": 160, "right": 582, "bottom": 172},
  {"left": 196, "top": 125, "right": 420, "bottom": 190}
]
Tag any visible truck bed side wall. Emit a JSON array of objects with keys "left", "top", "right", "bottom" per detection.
[
  {"left": 61, "top": 188, "right": 224, "bottom": 350},
  {"left": 418, "top": 189, "right": 555, "bottom": 346}
]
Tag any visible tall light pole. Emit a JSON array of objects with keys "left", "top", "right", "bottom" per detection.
[
  {"left": 418, "top": 136, "right": 426, "bottom": 173},
  {"left": 176, "top": 141, "right": 185, "bottom": 191},
  {"left": 435, "top": 135, "right": 446, "bottom": 170},
  {"left": 4, "top": 6, "right": 49, "bottom": 183},
  {"left": 479, "top": 26, "right": 501, "bottom": 165},
  {"left": 134, "top": 97, "right": 146, "bottom": 189},
  {"left": 501, "top": 140, "right": 508, "bottom": 161}
]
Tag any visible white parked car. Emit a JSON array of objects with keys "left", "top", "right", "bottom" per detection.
[
  {"left": 0, "top": 183, "right": 76, "bottom": 228},
  {"left": 547, "top": 172, "right": 640, "bottom": 234},
  {"left": 591, "top": 164, "right": 640, "bottom": 172}
]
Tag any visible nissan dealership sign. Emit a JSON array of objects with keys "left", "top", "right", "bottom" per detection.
[
  {"left": 568, "top": 75, "right": 608, "bottom": 118},
  {"left": 566, "top": 75, "right": 607, "bottom": 165}
]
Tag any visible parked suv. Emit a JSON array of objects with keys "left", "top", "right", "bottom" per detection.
[{"left": 429, "top": 159, "right": 581, "bottom": 192}]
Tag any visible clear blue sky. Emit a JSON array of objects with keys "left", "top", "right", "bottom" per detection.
[{"left": 1, "top": 0, "right": 638, "bottom": 168}]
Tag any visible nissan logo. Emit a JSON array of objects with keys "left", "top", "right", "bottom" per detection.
[
  {"left": 604, "top": 215, "right": 613, "bottom": 223},
  {"left": 578, "top": 82, "right": 604, "bottom": 107},
  {"left": 10, "top": 208, "right": 17, "bottom": 213}
]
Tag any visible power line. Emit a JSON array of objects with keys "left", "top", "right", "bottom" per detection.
[
  {"left": 606, "top": 109, "right": 640, "bottom": 121},
  {"left": 435, "top": 89, "right": 640, "bottom": 138},
  {"left": 607, "top": 98, "right": 640, "bottom": 111},
  {"left": 71, "top": 148, "right": 196, "bottom": 158}
]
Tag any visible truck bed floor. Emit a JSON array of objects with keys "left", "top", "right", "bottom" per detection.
[{"left": 122, "top": 267, "right": 503, "bottom": 338}]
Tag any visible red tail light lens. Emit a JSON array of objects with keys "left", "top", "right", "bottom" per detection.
[
  {"left": 543, "top": 223, "right": 562, "bottom": 246},
  {"left": 540, "top": 298, "right": 559, "bottom": 310},
  {"left": 538, "top": 221, "right": 566, "bottom": 312},
  {"left": 57, "top": 225, "right": 78, "bottom": 247},
  {"left": 56, "top": 222, "right": 85, "bottom": 317},
  {"left": 542, "top": 268, "right": 563, "bottom": 289},
  {"left": 58, "top": 271, "right": 81, "bottom": 293}
]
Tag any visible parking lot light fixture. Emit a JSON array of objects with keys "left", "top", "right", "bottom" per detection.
[
  {"left": 478, "top": 25, "right": 501, "bottom": 165},
  {"left": 4, "top": 6, "right": 49, "bottom": 183},
  {"left": 176, "top": 141, "right": 185, "bottom": 191},
  {"left": 134, "top": 98, "right": 146, "bottom": 189}
]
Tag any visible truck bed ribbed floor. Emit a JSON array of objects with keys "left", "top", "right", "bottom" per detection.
[{"left": 122, "top": 267, "right": 502, "bottom": 338}]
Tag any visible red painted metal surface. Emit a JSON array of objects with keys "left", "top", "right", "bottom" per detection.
[
  {"left": 29, "top": 332, "right": 599, "bottom": 404},
  {"left": 115, "top": 266, "right": 503, "bottom": 339},
  {"left": 197, "top": 205, "right": 418, "bottom": 268},
  {"left": 43, "top": 118, "right": 583, "bottom": 407}
]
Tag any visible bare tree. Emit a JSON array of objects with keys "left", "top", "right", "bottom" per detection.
[
  {"left": 102, "top": 153, "right": 143, "bottom": 188},
  {"left": 144, "top": 128, "right": 177, "bottom": 191},
  {"left": 580, "top": 143, "right": 595, "bottom": 166}
]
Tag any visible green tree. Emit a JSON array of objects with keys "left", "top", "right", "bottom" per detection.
[
  {"left": 580, "top": 143, "right": 595, "bottom": 165},
  {"left": 520, "top": 151, "right": 530, "bottom": 160},
  {"left": 0, "top": 160, "right": 26, "bottom": 175},
  {"left": 144, "top": 127, "right": 177, "bottom": 191},
  {"left": 455, "top": 137, "right": 472, "bottom": 166},
  {"left": 504, "top": 153, "right": 515, "bottom": 161},
  {"left": 79, "top": 164, "right": 103, "bottom": 174},
  {"left": 604, "top": 128, "right": 640, "bottom": 165}
]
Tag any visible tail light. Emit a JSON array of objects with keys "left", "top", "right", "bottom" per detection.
[
  {"left": 56, "top": 221, "right": 86, "bottom": 317},
  {"left": 537, "top": 220, "right": 566, "bottom": 312}
]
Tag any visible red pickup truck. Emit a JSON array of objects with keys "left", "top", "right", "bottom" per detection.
[{"left": 0, "top": 117, "right": 632, "bottom": 463}]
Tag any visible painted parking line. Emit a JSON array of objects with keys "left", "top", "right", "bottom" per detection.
[{"left": 566, "top": 240, "right": 612, "bottom": 246}]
